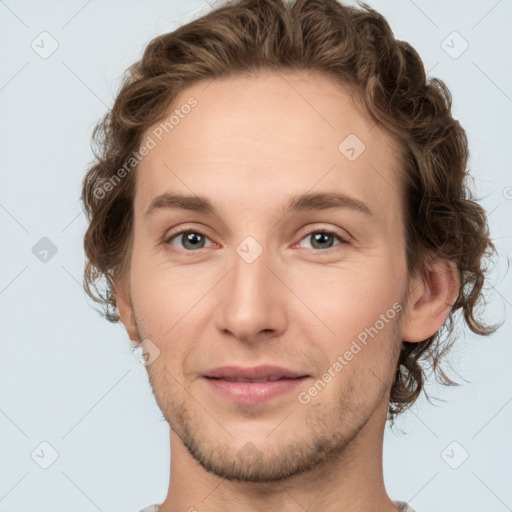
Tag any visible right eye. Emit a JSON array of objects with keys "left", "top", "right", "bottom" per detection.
[{"left": 165, "top": 230, "right": 213, "bottom": 251}]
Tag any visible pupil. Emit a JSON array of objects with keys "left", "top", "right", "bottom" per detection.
[
  {"left": 180, "top": 232, "right": 334, "bottom": 250},
  {"left": 184, "top": 232, "right": 203, "bottom": 250},
  {"left": 312, "top": 232, "right": 333, "bottom": 249}
]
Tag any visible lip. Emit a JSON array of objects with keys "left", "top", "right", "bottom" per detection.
[
  {"left": 202, "top": 365, "right": 309, "bottom": 405},
  {"left": 203, "top": 365, "right": 307, "bottom": 380}
]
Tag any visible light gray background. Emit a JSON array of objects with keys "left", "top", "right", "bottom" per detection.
[{"left": 0, "top": 1, "right": 511, "bottom": 511}]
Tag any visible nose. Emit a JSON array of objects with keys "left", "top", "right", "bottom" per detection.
[{"left": 214, "top": 246, "right": 287, "bottom": 343}]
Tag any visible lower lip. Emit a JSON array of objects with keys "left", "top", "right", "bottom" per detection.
[{"left": 203, "top": 377, "right": 308, "bottom": 405}]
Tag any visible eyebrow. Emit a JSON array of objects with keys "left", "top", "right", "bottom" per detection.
[{"left": 144, "top": 191, "right": 373, "bottom": 217}]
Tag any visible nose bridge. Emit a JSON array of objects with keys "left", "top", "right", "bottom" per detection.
[{"left": 215, "top": 240, "right": 286, "bottom": 341}]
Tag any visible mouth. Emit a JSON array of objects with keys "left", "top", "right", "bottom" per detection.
[
  {"left": 202, "top": 365, "right": 310, "bottom": 405},
  {"left": 208, "top": 376, "right": 288, "bottom": 382}
]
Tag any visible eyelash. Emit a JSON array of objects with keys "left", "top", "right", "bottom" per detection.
[{"left": 163, "top": 228, "right": 350, "bottom": 253}]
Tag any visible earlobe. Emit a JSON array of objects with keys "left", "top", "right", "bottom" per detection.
[
  {"left": 401, "top": 258, "right": 459, "bottom": 343},
  {"left": 114, "top": 276, "right": 140, "bottom": 344}
]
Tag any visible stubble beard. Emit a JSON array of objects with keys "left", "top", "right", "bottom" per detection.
[{"left": 133, "top": 309, "right": 401, "bottom": 484}]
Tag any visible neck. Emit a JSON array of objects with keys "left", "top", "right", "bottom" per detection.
[{"left": 159, "top": 399, "right": 398, "bottom": 512}]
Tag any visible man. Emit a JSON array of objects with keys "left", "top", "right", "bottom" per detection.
[{"left": 81, "top": 0, "right": 496, "bottom": 510}]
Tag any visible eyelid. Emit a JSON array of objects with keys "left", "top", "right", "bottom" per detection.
[
  {"left": 164, "top": 224, "right": 351, "bottom": 253},
  {"left": 295, "top": 226, "right": 351, "bottom": 250},
  {"left": 163, "top": 225, "right": 216, "bottom": 249},
  {"left": 297, "top": 222, "right": 351, "bottom": 240}
]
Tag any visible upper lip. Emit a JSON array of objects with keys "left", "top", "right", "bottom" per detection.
[{"left": 203, "top": 365, "right": 308, "bottom": 380}]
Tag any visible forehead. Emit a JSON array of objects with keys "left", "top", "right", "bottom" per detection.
[{"left": 135, "top": 69, "right": 403, "bottom": 222}]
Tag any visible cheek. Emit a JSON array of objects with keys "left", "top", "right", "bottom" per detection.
[
  {"left": 128, "top": 228, "right": 406, "bottom": 367},
  {"left": 129, "top": 246, "right": 216, "bottom": 341},
  {"left": 295, "top": 258, "right": 404, "bottom": 362},
  {"left": 297, "top": 257, "right": 402, "bottom": 321}
]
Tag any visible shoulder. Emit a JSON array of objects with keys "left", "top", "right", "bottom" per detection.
[
  {"left": 395, "top": 501, "right": 420, "bottom": 512},
  {"left": 139, "top": 502, "right": 419, "bottom": 512}
]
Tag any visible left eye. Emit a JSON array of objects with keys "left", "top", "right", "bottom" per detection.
[
  {"left": 165, "top": 229, "right": 347, "bottom": 252},
  {"left": 297, "top": 231, "right": 346, "bottom": 250}
]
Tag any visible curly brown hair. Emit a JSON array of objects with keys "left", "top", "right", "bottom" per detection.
[{"left": 81, "top": 0, "right": 497, "bottom": 421}]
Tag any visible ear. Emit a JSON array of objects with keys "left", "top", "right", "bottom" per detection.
[
  {"left": 114, "top": 275, "right": 141, "bottom": 345},
  {"left": 401, "top": 256, "right": 459, "bottom": 343}
]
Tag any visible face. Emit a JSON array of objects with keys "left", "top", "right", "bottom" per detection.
[{"left": 119, "top": 69, "right": 411, "bottom": 482}]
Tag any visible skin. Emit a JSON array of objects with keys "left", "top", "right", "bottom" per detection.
[{"left": 115, "top": 69, "right": 458, "bottom": 512}]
